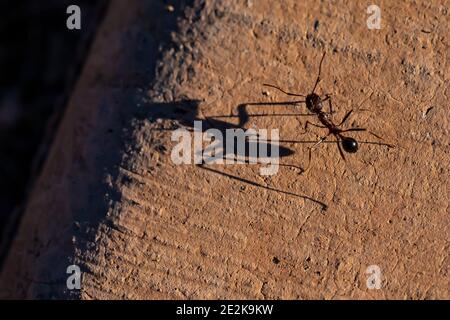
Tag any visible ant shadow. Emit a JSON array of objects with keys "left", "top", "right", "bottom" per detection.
[{"left": 145, "top": 99, "right": 328, "bottom": 210}]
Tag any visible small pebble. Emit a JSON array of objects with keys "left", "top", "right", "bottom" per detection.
[{"left": 314, "top": 20, "right": 320, "bottom": 32}]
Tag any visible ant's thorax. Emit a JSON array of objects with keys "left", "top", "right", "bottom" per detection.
[{"left": 305, "top": 93, "right": 323, "bottom": 112}]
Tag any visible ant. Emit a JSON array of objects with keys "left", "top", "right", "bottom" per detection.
[{"left": 242, "top": 52, "right": 394, "bottom": 172}]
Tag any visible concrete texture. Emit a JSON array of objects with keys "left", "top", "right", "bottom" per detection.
[{"left": 0, "top": 0, "right": 448, "bottom": 299}]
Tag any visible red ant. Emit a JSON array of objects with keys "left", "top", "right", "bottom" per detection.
[{"left": 242, "top": 52, "right": 394, "bottom": 172}]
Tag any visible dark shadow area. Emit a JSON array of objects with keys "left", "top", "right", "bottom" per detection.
[
  {"left": 147, "top": 99, "right": 295, "bottom": 158},
  {"left": 0, "top": 0, "right": 109, "bottom": 268},
  {"left": 143, "top": 99, "right": 328, "bottom": 210},
  {"left": 0, "top": 0, "right": 199, "bottom": 298},
  {"left": 60, "top": 0, "right": 200, "bottom": 299}
]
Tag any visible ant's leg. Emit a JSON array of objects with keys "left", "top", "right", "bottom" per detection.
[
  {"left": 312, "top": 52, "right": 326, "bottom": 93},
  {"left": 328, "top": 99, "right": 334, "bottom": 115},
  {"left": 359, "top": 140, "right": 395, "bottom": 148},
  {"left": 322, "top": 94, "right": 334, "bottom": 114},
  {"left": 302, "top": 120, "right": 327, "bottom": 134},
  {"left": 307, "top": 121, "right": 327, "bottom": 129},
  {"left": 330, "top": 133, "right": 346, "bottom": 160},
  {"left": 340, "top": 128, "right": 395, "bottom": 148},
  {"left": 303, "top": 134, "right": 329, "bottom": 173},
  {"left": 337, "top": 110, "right": 353, "bottom": 126},
  {"left": 341, "top": 128, "right": 395, "bottom": 149},
  {"left": 342, "top": 128, "right": 385, "bottom": 140},
  {"left": 336, "top": 139, "right": 346, "bottom": 161},
  {"left": 262, "top": 84, "right": 306, "bottom": 97},
  {"left": 341, "top": 128, "right": 365, "bottom": 132}
]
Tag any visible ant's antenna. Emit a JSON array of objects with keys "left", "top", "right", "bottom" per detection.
[
  {"left": 262, "top": 83, "right": 306, "bottom": 97},
  {"left": 312, "top": 52, "right": 326, "bottom": 93}
]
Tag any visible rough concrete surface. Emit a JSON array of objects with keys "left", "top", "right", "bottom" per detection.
[{"left": 0, "top": 0, "right": 448, "bottom": 299}]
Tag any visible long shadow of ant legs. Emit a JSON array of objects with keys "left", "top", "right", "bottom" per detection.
[
  {"left": 197, "top": 164, "right": 328, "bottom": 211},
  {"left": 146, "top": 99, "right": 327, "bottom": 210},
  {"left": 197, "top": 137, "right": 327, "bottom": 210},
  {"left": 233, "top": 101, "right": 312, "bottom": 127}
]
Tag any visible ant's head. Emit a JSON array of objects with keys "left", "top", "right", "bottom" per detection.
[
  {"left": 341, "top": 136, "right": 358, "bottom": 153},
  {"left": 306, "top": 93, "right": 323, "bottom": 112}
]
